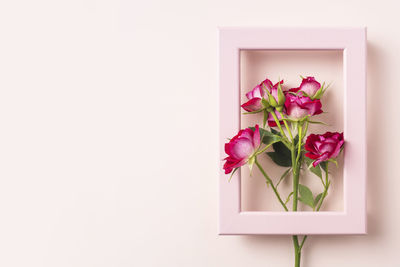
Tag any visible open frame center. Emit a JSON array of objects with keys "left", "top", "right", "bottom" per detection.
[{"left": 239, "top": 49, "right": 344, "bottom": 212}]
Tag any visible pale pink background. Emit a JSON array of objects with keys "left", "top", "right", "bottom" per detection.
[
  {"left": 240, "top": 50, "right": 344, "bottom": 212},
  {"left": 0, "top": 0, "right": 397, "bottom": 266}
]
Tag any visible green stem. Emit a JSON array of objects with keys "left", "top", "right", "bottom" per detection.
[
  {"left": 316, "top": 163, "right": 330, "bottom": 211},
  {"left": 255, "top": 159, "right": 288, "bottom": 211},
  {"left": 270, "top": 111, "right": 288, "bottom": 141},
  {"left": 291, "top": 143, "right": 299, "bottom": 211},
  {"left": 291, "top": 122, "right": 307, "bottom": 267},
  {"left": 291, "top": 147, "right": 301, "bottom": 267},
  {"left": 255, "top": 143, "right": 274, "bottom": 155},
  {"left": 293, "top": 235, "right": 301, "bottom": 267},
  {"left": 292, "top": 123, "right": 304, "bottom": 212},
  {"left": 300, "top": 236, "right": 307, "bottom": 250},
  {"left": 295, "top": 124, "right": 303, "bottom": 164},
  {"left": 279, "top": 111, "right": 293, "bottom": 141}
]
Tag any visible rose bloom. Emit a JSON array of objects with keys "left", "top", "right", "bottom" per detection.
[
  {"left": 223, "top": 125, "right": 260, "bottom": 174},
  {"left": 241, "top": 82, "right": 265, "bottom": 112},
  {"left": 284, "top": 93, "right": 323, "bottom": 120},
  {"left": 241, "top": 78, "right": 284, "bottom": 127},
  {"left": 305, "top": 132, "right": 344, "bottom": 167},
  {"left": 296, "top": 76, "right": 321, "bottom": 98}
]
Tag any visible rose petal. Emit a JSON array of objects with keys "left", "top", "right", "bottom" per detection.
[
  {"left": 299, "top": 77, "right": 321, "bottom": 97},
  {"left": 305, "top": 152, "right": 320, "bottom": 160},
  {"left": 228, "top": 138, "right": 253, "bottom": 160},
  {"left": 304, "top": 131, "right": 344, "bottom": 167},
  {"left": 246, "top": 85, "right": 264, "bottom": 99},
  {"left": 241, "top": 98, "right": 263, "bottom": 112},
  {"left": 253, "top": 124, "right": 260, "bottom": 148},
  {"left": 223, "top": 158, "right": 247, "bottom": 174},
  {"left": 312, "top": 153, "right": 329, "bottom": 167}
]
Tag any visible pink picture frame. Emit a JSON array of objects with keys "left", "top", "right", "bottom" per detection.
[{"left": 219, "top": 27, "right": 367, "bottom": 235}]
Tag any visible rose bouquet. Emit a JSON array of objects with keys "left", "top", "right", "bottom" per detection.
[{"left": 223, "top": 76, "right": 344, "bottom": 267}]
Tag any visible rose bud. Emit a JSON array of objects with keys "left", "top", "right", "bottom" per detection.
[
  {"left": 291, "top": 76, "right": 325, "bottom": 99},
  {"left": 223, "top": 125, "right": 261, "bottom": 174},
  {"left": 299, "top": 77, "right": 321, "bottom": 97},
  {"left": 242, "top": 78, "right": 285, "bottom": 127},
  {"left": 276, "top": 82, "right": 286, "bottom": 110},
  {"left": 265, "top": 80, "right": 285, "bottom": 109},
  {"left": 241, "top": 78, "right": 283, "bottom": 112},
  {"left": 304, "top": 132, "right": 344, "bottom": 167},
  {"left": 284, "top": 93, "right": 323, "bottom": 120},
  {"left": 241, "top": 83, "right": 265, "bottom": 112}
]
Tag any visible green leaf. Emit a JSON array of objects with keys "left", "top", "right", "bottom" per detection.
[
  {"left": 298, "top": 184, "right": 315, "bottom": 209},
  {"left": 267, "top": 141, "right": 292, "bottom": 167},
  {"left": 270, "top": 128, "right": 280, "bottom": 135},
  {"left": 314, "top": 193, "right": 323, "bottom": 207},
  {"left": 304, "top": 157, "right": 322, "bottom": 179},
  {"left": 266, "top": 152, "right": 291, "bottom": 167},
  {"left": 266, "top": 134, "right": 302, "bottom": 167},
  {"left": 320, "top": 161, "right": 328, "bottom": 172},
  {"left": 265, "top": 129, "right": 298, "bottom": 167}
]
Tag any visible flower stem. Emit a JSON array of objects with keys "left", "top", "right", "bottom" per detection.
[
  {"left": 295, "top": 124, "right": 303, "bottom": 164},
  {"left": 279, "top": 111, "right": 294, "bottom": 141},
  {"left": 255, "top": 142, "right": 275, "bottom": 155},
  {"left": 270, "top": 111, "right": 288, "bottom": 140},
  {"left": 291, "top": 144, "right": 299, "bottom": 211},
  {"left": 300, "top": 236, "right": 307, "bottom": 250},
  {"left": 291, "top": 122, "right": 307, "bottom": 267},
  {"left": 255, "top": 158, "right": 288, "bottom": 211},
  {"left": 316, "top": 163, "right": 330, "bottom": 211},
  {"left": 292, "top": 235, "right": 301, "bottom": 267}
]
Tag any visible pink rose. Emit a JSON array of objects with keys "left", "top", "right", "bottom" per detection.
[
  {"left": 241, "top": 78, "right": 285, "bottom": 127},
  {"left": 223, "top": 125, "right": 261, "bottom": 174},
  {"left": 241, "top": 78, "right": 283, "bottom": 112},
  {"left": 284, "top": 93, "right": 323, "bottom": 120},
  {"left": 305, "top": 132, "right": 344, "bottom": 167},
  {"left": 298, "top": 77, "right": 321, "bottom": 97}
]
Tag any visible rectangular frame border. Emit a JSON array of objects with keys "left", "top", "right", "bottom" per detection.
[{"left": 219, "top": 27, "right": 367, "bottom": 235}]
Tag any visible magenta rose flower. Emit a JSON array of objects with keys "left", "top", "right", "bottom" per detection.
[
  {"left": 223, "top": 125, "right": 261, "bottom": 174},
  {"left": 298, "top": 77, "right": 321, "bottom": 98},
  {"left": 241, "top": 83, "right": 265, "bottom": 112},
  {"left": 305, "top": 132, "right": 344, "bottom": 167},
  {"left": 241, "top": 78, "right": 285, "bottom": 127},
  {"left": 241, "top": 78, "right": 283, "bottom": 112},
  {"left": 284, "top": 93, "right": 323, "bottom": 120}
]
